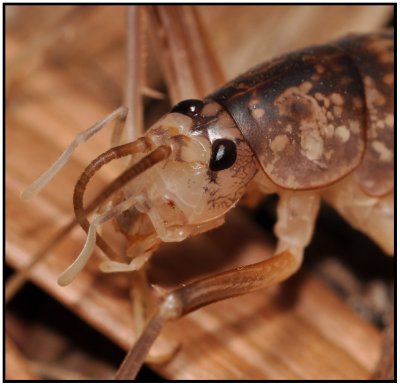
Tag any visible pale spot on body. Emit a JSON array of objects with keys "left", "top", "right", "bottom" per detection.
[
  {"left": 335, "top": 125, "right": 350, "bottom": 143},
  {"left": 265, "top": 163, "right": 274, "bottom": 174},
  {"left": 363, "top": 179, "right": 374, "bottom": 189},
  {"left": 324, "top": 149, "right": 334, "bottom": 161},
  {"left": 367, "top": 89, "right": 386, "bottom": 107},
  {"left": 385, "top": 114, "right": 394, "bottom": 128},
  {"left": 201, "top": 102, "right": 222, "bottom": 117},
  {"left": 270, "top": 134, "right": 289, "bottom": 153},
  {"left": 285, "top": 125, "right": 293, "bottom": 133},
  {"left": 252, "top": 108, "right": 265, "bottom": 120},
  {"left": 315, "top": 92, "right": 323, "bottom": 100},
  {"left": 283, "top": 174, "right": 296, "bottom": 187},
  {"left": 349, "top": 120, "right": 361, "bottom": 134},
  {"left": 333, "top": 106, "right": 343, "bottom": 118},
  {"left": 368, "top": 39, "right": 393, "bottom": 63},
  {"left": 372, "top": 141, "right": 392, "bottom": 162},
  {"left": 300, "top": 127, "right": 324, "bottom": 161},
  {"left": 364, "top": 76, "right": 386, "bottom": 107},
  {"left": 315, "top": 92, "right": 330, "bottom": 108},
  {"left": 330, "top": 93, "right": 344, "bottom": 106},
  {"left": 299, "top": 81, "right": 312, "bottom": 93},
  {"left": 321, "top": 124, "right": 334, "bottom": 138},
  {"left": 248, "top": 98, "right": 260, "bottom": 110}
]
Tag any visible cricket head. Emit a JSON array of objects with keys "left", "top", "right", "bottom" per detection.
[{"left": 120, "top": 100, "right": 258, "bottom": 248}]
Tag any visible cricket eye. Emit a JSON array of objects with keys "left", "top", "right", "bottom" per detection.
[
  {"left": 209, "top": 139, "right": 237, "bottom": 171},
  {"left": 170, "top": 99, "right": 204, "bottom": 117}
]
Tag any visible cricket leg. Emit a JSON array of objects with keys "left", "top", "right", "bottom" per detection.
[
  {"left": 129, "top": 268, "right": 181, "bottom": 365},
  {"left": 323, "top": 176, "right": 394, "bottom": 256},
  {"left": 114, "top": 192, "right": 320, "bottom": 379},
  {"left": 121, "top": 5, "right": 226, "bottom": 366},
  {"left": 124, "top": 5, "right": 178, "bottom": 364}
]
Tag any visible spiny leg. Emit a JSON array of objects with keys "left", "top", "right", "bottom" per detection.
[
  {"left": 146, "top": 5, "right": 225, "bottom": 104},
  {"left": 129, "top": 269, "right": 180, "bottom": 365},
  {"left": 115, "top": 250, "right": 300, "bottom": 380},
  {"left": 126, "top": 267, "right": 181, "bottom": 366},
  {"left": 114, "top": 192, "right": 321, "bottom": 379},
  {"left": 323, "top": 178, "right": 394, "bottom": 256}
]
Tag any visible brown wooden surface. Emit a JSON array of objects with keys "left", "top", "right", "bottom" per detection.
[
  {"left": 5, "top": 336, "right": 40, "bottom": 380},
  {"left": 5, "top": 5, "right": 393, "bottom": 380},
  {"left": 198, "top": 5, "right": 393, "bottom": 80}
]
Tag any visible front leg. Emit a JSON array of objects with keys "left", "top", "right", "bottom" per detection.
[
  {"left": 275, "top": 191, "right": 321, "bottom": 259},
  {"left": 114, "top": 192, "right": 321, "bottom": 379}
]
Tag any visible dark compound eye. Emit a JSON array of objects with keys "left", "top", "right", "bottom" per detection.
[
  {"left": 209, "top": 139, "right": 237, "bottom": 171},
  {"left": 170, "top": 99, "right": 204, "bottom": 117}
]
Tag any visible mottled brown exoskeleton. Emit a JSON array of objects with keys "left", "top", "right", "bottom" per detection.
[{"left": 22, "top": 31, "right": 394, "bottom": 378}]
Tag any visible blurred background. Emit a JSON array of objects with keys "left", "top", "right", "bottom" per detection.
[{"left": 5, "top": 5, "right": 394, "bottom": 380}]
